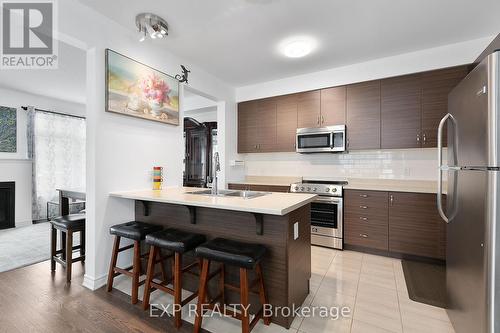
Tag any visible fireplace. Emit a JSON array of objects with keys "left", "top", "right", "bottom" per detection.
[{"left": 0, "top": 182, "right": 15, "bottom": 229}]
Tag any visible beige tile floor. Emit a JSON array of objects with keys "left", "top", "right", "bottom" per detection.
[{"left": 114, "top": 246, "right": 455, "bottom": 333}]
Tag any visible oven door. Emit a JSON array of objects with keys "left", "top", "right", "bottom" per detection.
[{"left": 310, "top": 197, "right": 343, "bottom": 238}]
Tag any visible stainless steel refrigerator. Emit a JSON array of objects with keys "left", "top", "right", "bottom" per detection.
[{"left": 437, "top": 51, "right": 499, "bottom": 333}]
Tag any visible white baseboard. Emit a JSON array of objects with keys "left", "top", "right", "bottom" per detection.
[
  {"left": 15, "top": 219, "right": 33, "bottom": 228},
  {"left": 82, "top": 273, "right": 108, "bottom": 291}
]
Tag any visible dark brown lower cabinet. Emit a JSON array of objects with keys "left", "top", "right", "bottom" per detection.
[
  {"left": 344, "top": 189, "right": 446, "bottom": 260},
  {"left": 388, "top": 192, "right": 446, "bottom": 260},
  {"left": 344, "top": 190, "right": 389, "bottom": 251},
  {"left": 227, "top": 183, "right": 290, "bottom": 193}
]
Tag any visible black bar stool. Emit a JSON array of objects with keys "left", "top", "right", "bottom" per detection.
[
  {"left": 50, "top": 213, "right": 86, "bottom": 283},
  {"left": 143, "top": 228, "right": 207, "bottom": 328},
  {"left": 106, "top": 221, "right": 163, "bottom": 304},
  {"left": 194, "top": 238, "right": 271, "bottom": 333}
]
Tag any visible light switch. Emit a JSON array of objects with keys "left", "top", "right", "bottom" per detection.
[{"left": 294, "top": 222, "right": 299, "bottom": 240}]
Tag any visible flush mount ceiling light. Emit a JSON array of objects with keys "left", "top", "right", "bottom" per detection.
[
  {"left": 136, "top": 13, "right": 168, "bottom": 42},
  {"left": 279, "top": 36, "right": 317, "bottom": 58}
]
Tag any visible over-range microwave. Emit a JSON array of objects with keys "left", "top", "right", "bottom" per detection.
[{"left": 296, "top": 125, "right": 346, "bottom": 153}]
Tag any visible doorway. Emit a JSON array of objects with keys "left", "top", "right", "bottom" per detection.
[{"left": 182, "top": 88, "right": 219, "bottom": 188}]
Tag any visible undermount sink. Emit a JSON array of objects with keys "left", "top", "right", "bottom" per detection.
[
  {"left": 223, "top": 190, "right": 269, "bottom": 199},
  {"left": 186, "top": 189, "right": 269, "bottom": 199}
]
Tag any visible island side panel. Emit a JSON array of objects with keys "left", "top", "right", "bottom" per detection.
[
  {"left": 134, "top": 201, "right": 294, "bottom": 328},
  {"left": 287, "top": 203, "right": 311, "bottom": 324}
]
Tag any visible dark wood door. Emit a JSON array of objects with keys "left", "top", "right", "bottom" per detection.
[
  {"left": 320, "top": 86, "right": 346, "bottom": 126},
  {"left": 388, "top": 192, "right": 446, "bottom": 259},
  {"left": 346, "top": 81, "right": 381, "bottom": 150},
  {"left": 276, "top": 94, "right": 298, "bottom": 152},
  {"left": 237, "top": 101, "right": 259, "bottom": 153},
  {"left": 381, "top": 74, "right": 422, "bottom": 148},
  {"left": 344, "top": 190, "right": 389, "bottom": 251},
  {"left": 297, "top": 90, "right": 321, "bottom": 128},
  {"left": 421, "top": 65, "right": 470, "bottom": 147},
  {"left": 255, "top": 99, "right": 277, "bottom": 152}
]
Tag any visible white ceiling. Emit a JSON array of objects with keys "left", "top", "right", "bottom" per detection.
[
  {"left": 80, "top": 0, "right": 500, "bottom": 86},
  {"left": 0, "top": 42, "right": 86, "bottom": 104}
]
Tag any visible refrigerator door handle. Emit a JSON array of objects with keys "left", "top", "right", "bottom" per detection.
[{"left": 437, "top": 113, "right": 459, "bottom": 223}]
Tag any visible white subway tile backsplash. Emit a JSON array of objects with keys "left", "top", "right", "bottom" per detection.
[{"left": 242, "top": 148, "right": 445, "bottom": 181}]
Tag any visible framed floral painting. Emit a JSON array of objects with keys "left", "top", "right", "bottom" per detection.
[{"left": 105, "top": 49, "right": 180, "bottom": 125}]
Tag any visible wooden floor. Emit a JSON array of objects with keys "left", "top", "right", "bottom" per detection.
[{"left": 0, "top": 260, "right": 207, "bottom": 333}]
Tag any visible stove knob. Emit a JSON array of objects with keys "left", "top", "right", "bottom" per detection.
[
  {"left": 313, "top": 187, "right": 317, "bottom": 192},
  {"left": 306, "top": 187, "right": 311, "bottom": 191},
  {"left": 293, "top": 186, "right": 299, "bottom": 191},
  {"left": 325, "top": 188, "right": 330, "bottom": 192},
  {"left": 332, "top": 188, "right": 337, "bottom": 193},
  {"left": 300, "top": 187, "right": 304, "bottom": 191}
]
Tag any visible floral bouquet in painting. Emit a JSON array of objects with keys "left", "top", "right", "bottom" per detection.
[{"left": 140, "top": 73, "right": 171, "bottom": 115}]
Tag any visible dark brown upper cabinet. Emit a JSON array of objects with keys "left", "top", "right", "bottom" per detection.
[
  {"left": 238, "top": 100, "right": 259, "bottom": 153},
  {"left": 381, "top": 74, "right": 422, "bottom": 149},
  {"left": 276, "top": 94, "right": 298, "bottom": 152},
  {"left": 421, "top": 65, "right": 469, "bottom": 147},
  {"left": 237, "top": 65, "right": 470, "bottom": 153},
  {"left": 297, "top": 90, "right": 321, "bottom": 128},
  {"left": 255, "top": 99, "right": 277, "bottom": 152},
  {"left": 346, "top": 81, "right": 381, "bottom": 150},
  {"left": 237, "top": 99, "right": 277, "bottom": 153},
  {"left": 320, "top": 86, "right": 346, "bottom": 126}
]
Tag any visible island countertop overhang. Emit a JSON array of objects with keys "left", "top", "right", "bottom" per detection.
[{"left": 109, "top": 187, "right": 317, "bottom": 216}]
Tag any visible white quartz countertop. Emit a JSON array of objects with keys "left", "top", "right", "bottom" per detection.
[
  {"left": 109, "top": 187, "right": 317, "bottom": 216},
  {"left": 343, "top": 178, "right": 445, "bottom": 194}
]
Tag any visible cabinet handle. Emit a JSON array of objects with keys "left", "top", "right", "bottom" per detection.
[
  {"left": 390, "top": 194, "right": 394, "bottom": 205},
  {"left": 360, "top": 234, "right": 368, "bottom": 238},
  {"left": 254, "top": 144, "right": 258, "bottom": 149},
  {"left": 346, "top": 139, "right": 350, "bottom": 148},
  {"left": 359, "top": 217, "right": 368, "bottom": 221},
  {"left": 416, "top": 134, "right": 420, "bottom": 143},
  {"left": 359, "top": 194, "right": 368, "bottom": 198},
  {"left": 359, "top": 205, "right": 368, "bottom": 209},
  {"left": 423, "top": 133, "right": 427, "bottom": 145},
  {"left": 321, "top": 115, "right": 324, "bottom": 124},
  {"left": 317, "top": 116, "right": 320, "bottom": 125}
]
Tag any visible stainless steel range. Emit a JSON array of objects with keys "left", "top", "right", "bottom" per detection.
[{"left": 290, "top": 180, "right": 346, "bottom": 249}]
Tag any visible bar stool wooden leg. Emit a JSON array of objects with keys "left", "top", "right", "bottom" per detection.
[
  {"left": 65, "top": 230, "right": 73, "bottom": 283},
  {"left": 240, "top": 268, "right": 250, "bottom": 333},
  {"left": 256, "top": 263, "right": 271, "bottom": 325},
  {"left": 50, "top": 225, "right": 57, "bottom": 271},
  {"left": 132, "top": 240, "right": 141, "bottom": 304},
  {"left": 61, "top": 231, "right": 67, "bottom": 260},
  {"left": 194, "top": 259, "right": 210, "bottom": 333},
  {"left": 107, "top": 236, "right": 121, "bottom": 292},
  {"left": 143, "top": 245, "right": 158, "bottom": 310},
  {"left": 174, "top": 252, "right": 182, "bottom": 328},
  {"left": 158, "top": 249, "right": 168, "bottom": 282}
]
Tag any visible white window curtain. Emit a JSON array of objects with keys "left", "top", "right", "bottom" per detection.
[{"left": 29, "top": 110, "right": 86, "bottom": 220}]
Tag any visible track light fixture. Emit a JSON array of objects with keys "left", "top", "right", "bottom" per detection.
[{"left": 135, "top": 13, "right": 168, "bottom": 42}]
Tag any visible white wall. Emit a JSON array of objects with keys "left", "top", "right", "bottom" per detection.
[
  {"left": 184, "top": 107, "right": 218, "bottom": 123},
  {"left": 227, "top": 36, "right": 494, "bottom": 182},
  {"left": 0, "top": 87, "right": 86, "bottom": 226},
  {"left": 55, "top": 0, "right": 235, "bottom": 290}
]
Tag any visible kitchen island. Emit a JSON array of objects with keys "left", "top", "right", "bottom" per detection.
[{"left": 109, "top": 187, "right": 316, "bottom": 328}]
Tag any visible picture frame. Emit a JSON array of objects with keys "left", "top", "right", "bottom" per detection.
[
  {"left": 105, "top": 49, "right": 180, "bottom": 125},
  {"left": 0, "top": 106, "right": 17, "bottom": 152}
]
